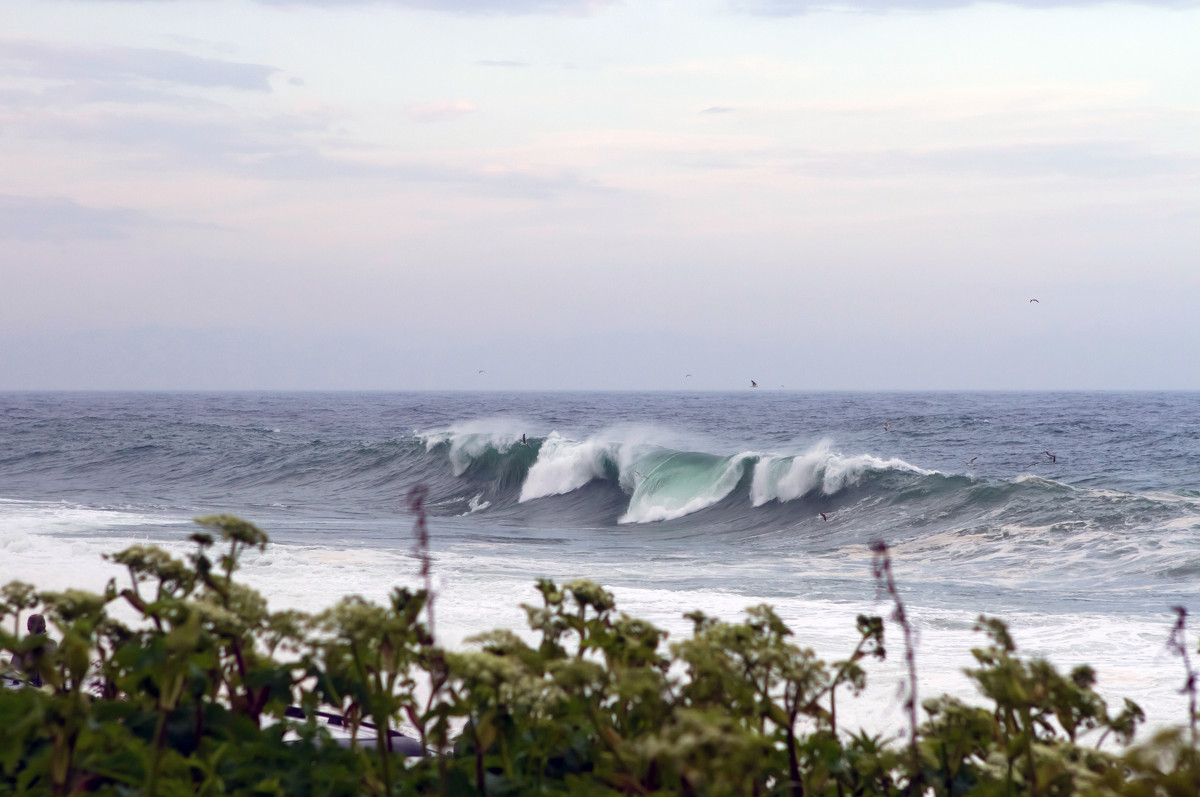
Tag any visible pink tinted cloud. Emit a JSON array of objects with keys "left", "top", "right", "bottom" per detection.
[{"left": 407, "top": 100, "right": 479, "bottom": 122}]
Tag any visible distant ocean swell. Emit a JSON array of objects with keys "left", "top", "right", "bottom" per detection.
[
  {"left": 422, "top": 428, "right": 930, "bottom": 521},
  {"left": 3, "top": 421, "right": 1197, "bottom": 546},
  {"left": 420, "top": 428, "right": 1200, "bottom": 542}
]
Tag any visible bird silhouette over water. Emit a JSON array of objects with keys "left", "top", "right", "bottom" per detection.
[
  {"left": 968, "top": 456, "right": 978, "bottom": 467},
  {"left": 751, "top": 380, "right": 758, "bottom": 388},
  {"left": 1030, "top": 299, "right": 1040, "bottom": 303},
  {"left": 820, "top": 512, "right": 828, "bottom": 522},
  {"left": 883, "top": 422, "right": 890, "bottom": 432},
  {"left": 1044, "top": 451, "right": 1056, "bottom": 463}
]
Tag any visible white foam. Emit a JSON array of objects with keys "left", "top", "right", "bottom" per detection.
[
  {"left": 752, "top": 444, "right": 829, "bottom": 505},
  {"left": 1, "top": 499, "right": 1190, "bottom": 744},
  {"left": 0, "top": 499, "right": 192, "bottom": 601},
  {"left": 519, "top": 432, "right": 610, "bottom": 502},
  {"left": 751, "top": 442, "right": 935, "bottom": 506},
  {"left": 422, "top": 419, "right": 528, "bottom": 476}
]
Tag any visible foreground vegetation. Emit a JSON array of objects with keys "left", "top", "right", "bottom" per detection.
[{"left": 3, "top": 504, "right": 1199, "bottom": 796}]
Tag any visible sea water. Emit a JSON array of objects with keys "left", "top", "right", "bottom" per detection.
[{"left": 2, "top": 391, "right": 1198, "bottom": 739}]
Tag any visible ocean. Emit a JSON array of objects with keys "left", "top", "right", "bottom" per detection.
[{"left": 2, "top": 390, "right": 1198, "bottom": 739}]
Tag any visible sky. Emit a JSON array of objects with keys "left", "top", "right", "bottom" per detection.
[{"left": 1, "top": 0, "right": 1197, "bottom": 390}]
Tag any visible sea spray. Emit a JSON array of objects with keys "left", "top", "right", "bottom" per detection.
[{"left": 518, "top": 432, "right": 610, "bottom": 502}]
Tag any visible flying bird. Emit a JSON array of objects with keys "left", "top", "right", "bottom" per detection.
[
  {"left": 883, "top": 422, "right": 890, "bottom": 432},
  {"left": 685, "top": 374, "right": 692, "bottom": 378},
  {"left": 820, "top": 512, "right": 828, "bottom": 522},
  {"left": 477, "top": 370, "right": 486, "bottom": 374},
  {"left": 1029, "top": 299, "right": 1040, "bottom": 303},
  {"left": 1043, "top": 451, "right": 1056, "bottom": 463},
  {"left": 968, "top": 456, "right": 978, "bottom": 467},
  {"left": 750, "top": 380, "right": 758, "bottom": 388}
]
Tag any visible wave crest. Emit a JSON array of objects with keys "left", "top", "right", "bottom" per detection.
[
  {"left": 620, "top": 453, "right": 751, "bottom": 524},
  {"left": 519, "top": 433, "right": 612, "bottom": 502},
  {"left": 422, "top": 425, "right": 936, "bottom": 525}
]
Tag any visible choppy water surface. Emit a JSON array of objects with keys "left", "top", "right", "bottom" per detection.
[{"left": 2, "top": 391, "right": 1198, "bottom": 735}]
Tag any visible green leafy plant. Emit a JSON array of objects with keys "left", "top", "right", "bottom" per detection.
[{"left": 0, "top": 518, "right": 1195, "bottom": 797}]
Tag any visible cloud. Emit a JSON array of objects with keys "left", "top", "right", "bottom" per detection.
[
  {"left": 788, "top": 141, "right": 1196, "bottom": 180},
  {"left": 2, "top": 67, "right": 609, "bottom": 200},
  {"left": 0, "top": 39, "right": 277, "bottom": 91},
  {"left": 679, "top": 138, "right": 1195, "bottom": 180},
  {"left": 0, "top": 195, "right": 148, "bottom": 241},
  {"left": 238, "top": 149, "right": 611, "bottom": 198},
  {"left": 734, "top": 0, "right": 1199, "bottom": 13},
  {"left": 7, "top": 107, "right": 608, "bottom": 198},
  {"left": 407, "top": 100, "right": 479, "bottom": 122},
  {"left": 70, "top": 0, "right": 617, "bottom": 14}
]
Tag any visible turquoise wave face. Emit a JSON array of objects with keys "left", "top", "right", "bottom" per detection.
[
  {"left": 5, "top": 391, "right": 1200, "bottom": 620},
  {"left": 621, "top": 451, "right": 750, "bottom": 524},
  {"left": 416, "top": 427, "right": 1200, "bottom": 554}
]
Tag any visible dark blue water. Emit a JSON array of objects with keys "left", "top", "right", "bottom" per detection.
[
  {"left": 3, "top": 390, "right": 1199, "bottom": 732},
  {"left": 2, "top": 390, "right": 1198, "bottom": 608}
]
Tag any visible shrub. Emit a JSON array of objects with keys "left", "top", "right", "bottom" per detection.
[{"left": 0, "top": 516, "right": 1193, "bottom": 796}]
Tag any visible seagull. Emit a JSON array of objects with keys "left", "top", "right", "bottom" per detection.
[
  {"left": 883, "top": 422, "right": 890, "bottom": 432},
  {"left": 967, "top": 456, "right": 978, "bottom": 467},
  {"left": 477, "top": 369, "right": 486, "bottom": 373},
  {"left": 750, "top": 380, "right": 758, "bottom": 388},
  {"left": 1029, "top": 299, "right": 1040, "bottom": 303},
  {"left": 820, "top": 512, "right": 828, "bottom": 522},
  {"left": 685, "top": 374, "right": 692, "bottom": 378},
  {"left": 1043, "top": 451, "right": 1056, "bottom": 463}
]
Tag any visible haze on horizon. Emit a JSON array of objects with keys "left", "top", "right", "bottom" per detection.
[{"left": 1, "top": 0, "right": 1197, "bottom": 391}]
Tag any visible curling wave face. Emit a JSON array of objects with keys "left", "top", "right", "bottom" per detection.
[
  {"left": 6, "top": 392, "right": 1200, "bottom": 736},
  {"left": 419, "top": 426, "right": 937, "bottom": 523},
  {"left": 4, "top": 391, "right": 1200, "bottom": 605},
  {"left": 415, "top": 424, "right": 1200, "bottom": 566}
]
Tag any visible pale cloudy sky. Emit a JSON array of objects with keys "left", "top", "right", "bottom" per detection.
[{"left": 1, "top": 0, "right": 1197, "bottom": 390}]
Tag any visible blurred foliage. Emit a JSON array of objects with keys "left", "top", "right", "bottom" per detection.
[{"left": 1, "top": 515, "right": 1196, "bottom": 796}]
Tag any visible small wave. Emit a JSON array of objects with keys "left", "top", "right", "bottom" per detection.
[{"left": 750, "top": 440, "right": 934, "bottom": 506}]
